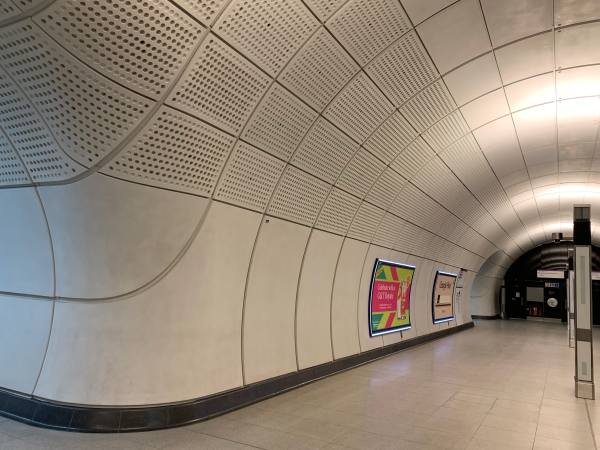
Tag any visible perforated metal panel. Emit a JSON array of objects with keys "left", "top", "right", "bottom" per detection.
[
  {"left": 324, "top": 73, "right": 394, "bottom": 143},
  {"left": 389, "top": 183, "right": 435, "bottom": 227},
  {"left": 104, "top": 107, "right": 235, "bottom": 196},
  {"left": 242, "top": 83, "right": 317, "bottom": 161},
  {"left": 336, "top": 149, "right": 386, "bottom": 198},
  {"left": 0, "top": 67, "right": 82, "bottom": 181},
  {"left": 366, "top": 31, "right": 438, "bottom": 107},
  {"left": 347, "top": 202, "right": 385, "bottom": 242},
  {"left": 327, "top": 0, "right": 411, "bottom": 66},
  {"left": 279, "top": 27, "right": 359, "bottom": 112},
  {"left": 291, "top": 117, "right": 358, "bottom": 184},
  {"left": 390, "top": 137, "right": 435, "bottom": 179},
  {"left": 303, "top": 0, "right": 347, "bottom": 21},
  {"left": 36, "top": 0, "right": 202, "bottom": 98},
  {"left": 315, "top": 187, "right": 361, "bottom": 235},
  {"left": 0, "top": 2, "right": 19, "bottom": 22},
  {"left": 401, "top": 81, "right": 456, "bottom": 133},
  {"left": 215, "top": 141, "right": 285, "bottom": 212},
  {"left": 268, "top": 166, "right": 330, "bottom": 226},
  {"left": 175, "top": 0, "right": 230, "bottom": 25},
  {"left": 365, "top": 168, "right": 407, "bottom": 210},
  {"left": 214, "top": 0, "right": 319, "bottom": 76},
  {"left": 373, "top": 213, "right": 406, "bottom": 249},
  {"left": 364, "top": 112, "right": 417, "bottom": 164},
  {"left": 0, "top": 23, "right": 153, "bottom": 167},
  {"left": 422, "top": 110, "right": 470, "bottom": 154},
  {"left": 0, "top": 129, "right": 28, "bottom": 185},
  {"left": 168, "top": 33, "right": 271, "bottom": 134}
]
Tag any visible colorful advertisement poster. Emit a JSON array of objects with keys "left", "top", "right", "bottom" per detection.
[
  {"left": 432, "top": 271, "right": 456, "bottom": 323},
  {"left": 369, "top": 259, "right": 415, "bottom": 336}
]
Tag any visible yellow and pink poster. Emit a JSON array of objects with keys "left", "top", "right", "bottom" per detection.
[
  {"left": 369, "top": 259, "right": 415, "bottom": 336},
  {"left": 432, "top": 271, "right": 456, "bottom": 323}
]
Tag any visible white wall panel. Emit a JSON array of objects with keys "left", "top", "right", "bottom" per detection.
[
  {"left": 0, "top": 295, "right": 52, "bottom": 394},
  {"left": 243, "top": 217, "right": 310, "bottom": 384},
  {"left": 331, "top": 238, "right": 368, "bottom": 359},
  {"left": 296, "top": 230, "right": 343, "bottom": 369},
  {"left": 35, "top": 201, "right": 261, "bottom": 405},
  {"left": 39, "top": 174, "right": 208, "bottom": 299},
  {"left": 0, "top": 187, "right": 53, "bottom": 296}
]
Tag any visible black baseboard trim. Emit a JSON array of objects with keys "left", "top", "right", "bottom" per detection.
[
  {"left": 471, "top": 314, "right": 500, "bottom": 320},
  {"left": 0, "top": 322, "right": 474, "bottom": 433}
]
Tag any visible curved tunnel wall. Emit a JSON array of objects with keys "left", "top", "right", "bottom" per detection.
[{"left": 1, "top": 0, "right": 600, "bottom": 422}]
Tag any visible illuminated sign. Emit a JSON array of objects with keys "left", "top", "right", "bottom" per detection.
[
  {"left": 369, "top": 259, "right": 415, "bottom": 336},
  {"left": 432, "top": 271, "right": 456, "bottom": 323}
]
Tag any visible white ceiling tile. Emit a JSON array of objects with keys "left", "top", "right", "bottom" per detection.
[
  {"left": 555, "top": 0, "right": 600, "bottom": 27},
  {"left": 559, "top": 142, "right": 596, "bottom": 160},
  {"left": 474, "top": 116, "right": 525, "bottom": 179},
  {"left": 528, "top": 160, "right": 558, "bottom": 178},
  {"left": 417, "top": 0, "right": 491, "bottom": 74},
  {"left": 531, "top": 172, "right": 558, "bottom": 188},
  {"left": 400, "top": 0, "right": 456, "bottom": 25},
  {"left": 481, "top": 0, "right": 553, "bottom": 47},
  {"left": 557, "top": 97, "right": 600, "bottom": 146},
  {"left": 460, "top": 88, "right": 509, "bottom": 129},
  {"left": 495, "top": 32, "right": 554, "bottom": 84},
  {"left": 557, "top": 65, "right": 600, "bottom": 99},
  {"left": 559, "top": 159, "right": 592, "bottom": 172},
  {"left": 512, "top": 102, "right": 557, "bottom": 152},
  {"left": 501, "top": 170, "right": 531, "bottom": 190},
  {"left": 556, "top": 22, "right": 600, "bottom": 69},
  {"left": 505, "top": 73, "right": 556, "bottom": 112},
  {"left": 443, "top": 52, "right": 501, "bottom": 106}
]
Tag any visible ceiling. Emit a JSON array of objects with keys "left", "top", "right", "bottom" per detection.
[{"left": 1, "top": 0, "right": 600, "bottom": 276}]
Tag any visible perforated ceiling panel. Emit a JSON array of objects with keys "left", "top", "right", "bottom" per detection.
[
  {"left": 175, "top": 0, "right": 230, "bottom": 26},
  {"left": 214, "top": 0, "right": 319, "bottom": 76},
  {"left": 364, "top": 112, "right": 417, "bottom": 164},
  {"left": 279, "top": 27, "right": 359, "bottom": 112},
  {"left": 315, "top": 187, "right": 361, "bottom": 235},
  {"left": 0, "top": 129, "right": 28, "bottom": 185},
  {"left": 242, "top": 83, "right": 317, "bottom": 161},
  {"left": 4, "top": 0, "right": 600, "bottom": 282},
  {"left": 324, "top": 73, "right": 394, "bottom": 143},
  {"left": 168, "top": 33, "right": 271, "bottom": 135},
  {"left": 401, "top": 80, "right": 456, "bottom": 133},
  {"left": 303, "top": 0, "right": 347, "bottom": 21},
  {"left": 104, "top": 106, "right": 235, "bottom": 196},
  {"left": 268, "top": 166, "right": 330, "bottom": 226},
  {"left": 0, "top": 23, "right": 153, "bottom": 167},
  {"left": 215, "top": 141, "right": 285, "bottom": 212},
  {"left": 35, "top": 0, "right": 202, "bottom": 98},
  {"left": 0, "top": 2, "right": 19, "bottom": 22},
  {"left": 327, "top": 0, "right": 411, "bottom": 66},
  {"left": 347, "top": 201, "right": 386, "bottom": 242},
  {"left": 366, "top": 31, "right": 438, "bottom": 106},
  {"left": 0, "top": 67, "right": 82, "bottom": 181},
  {"left": 290, "top": 117, "right": 359, "bottom": 184},
  {"left": 336, "top": 148, "right": 386, "bottom": 198}
]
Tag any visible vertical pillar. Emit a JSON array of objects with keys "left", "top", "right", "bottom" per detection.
[
  {"left": 574, "top": 205, "right": 594, "bottom": 399},
  {"left": 568, "top": 266, "right": 575, "bottom": 348}
]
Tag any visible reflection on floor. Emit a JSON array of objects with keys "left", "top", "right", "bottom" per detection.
[{"left": 0, "top": 320, "right": 598, "bottom": 449}]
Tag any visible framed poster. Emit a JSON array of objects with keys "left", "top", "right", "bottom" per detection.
[
  {"left": 432, "top": 271, "right": 456, "bottom": 323},
  {"left": 369, "top": 258, "right": 415, "bottom": 336}
]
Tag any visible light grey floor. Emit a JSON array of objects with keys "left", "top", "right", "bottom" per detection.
[{"left": 1, "top": 320, "right": 597, "bottom": 449}]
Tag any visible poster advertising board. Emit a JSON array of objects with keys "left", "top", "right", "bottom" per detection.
[
  {"left": 432, "top": 271, "right": 456, "bottom": 323},
  {"left": 369, "top": 259, "right": 415, "bottom": 336}
]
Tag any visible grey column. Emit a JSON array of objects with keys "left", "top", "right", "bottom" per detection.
[{"left": 574, "top": 205, "right": 594, "bottom": 399}]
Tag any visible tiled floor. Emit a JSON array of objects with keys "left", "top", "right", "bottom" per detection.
[{"left": 1, "top": 320, "right": 598, "bottom": 449}]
